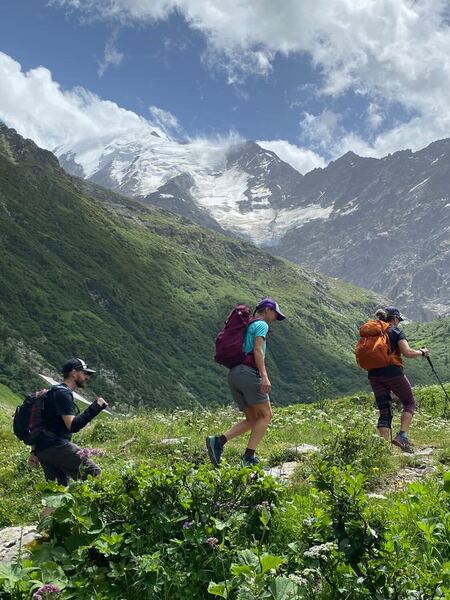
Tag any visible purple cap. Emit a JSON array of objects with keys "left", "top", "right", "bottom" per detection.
[{"left": 254, "top": 298, "right": 286, "bottom": 321}]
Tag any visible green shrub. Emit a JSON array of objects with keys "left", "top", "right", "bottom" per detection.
[
  {"left": 24, "top": 464, "right": 283, "bottom": 600},
  {"left": 319, "top": 428, "right": 393, "bottom": 488}
]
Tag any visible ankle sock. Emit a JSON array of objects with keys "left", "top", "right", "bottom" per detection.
[
  {"left": 244, "top": 448, "right": 255, "bottom": 458},
  {"left": 399, "top": 431, "right": 408, "bottom": 439},
  {"left": 219, "top": 435, "right": 227, "bottom": 446}
]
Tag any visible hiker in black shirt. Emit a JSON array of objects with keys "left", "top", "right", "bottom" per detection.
[
  {"left": 29, "top": 358, "right": 108, "bottom": 486},
  {"left": 369, "top": 308, "right": 429, "bottom": 453}
]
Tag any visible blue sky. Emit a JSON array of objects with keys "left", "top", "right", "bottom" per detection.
[
  {"left": 1, "top": 0, "right": 450, "bottom": 173},
  {"left": 0, "top": 1, "right": 322, "bottom": 140}
]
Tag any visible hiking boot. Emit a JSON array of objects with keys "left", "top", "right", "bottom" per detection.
[
  {"left": 241, "top": 454, "right": 260, "bottom": 467},
  {"left": 206, "top": 436, "right": 224, "bottom": 467},
  {"left": 392, "top": 434, "right": 414, "bottom": 453}
]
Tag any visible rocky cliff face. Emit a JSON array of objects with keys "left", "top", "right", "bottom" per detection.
[
  {"left": 273, "top": 143, "right": 450, "bottom": 321},
  {"left": 57, "top": 130, "right": 449, "bottom": 321}
]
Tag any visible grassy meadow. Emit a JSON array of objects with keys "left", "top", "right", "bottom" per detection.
[{"left": 0, "top": 381, "right": 449, "bottom": 599}]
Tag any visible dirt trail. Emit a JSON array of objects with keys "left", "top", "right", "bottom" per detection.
[{"left": 267, "top": 445, "right": 440, "bottom": 492}]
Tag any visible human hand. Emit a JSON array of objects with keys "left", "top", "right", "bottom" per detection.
[
  {"left": 260, "top": 375, "right": 272, "bottom": 394},
  {"left": 96, "top": 397, "right": 108, "bottom": 409},
  {"left": 420, "top": 347, "right": 429, "bottom": 357},
  {"left": 28, "top": 454, "right": 40, "bottom": 469}
]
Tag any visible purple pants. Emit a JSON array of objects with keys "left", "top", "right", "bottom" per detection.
[{"left": 369, "top": 374, "right": 416, "bottom": 429}]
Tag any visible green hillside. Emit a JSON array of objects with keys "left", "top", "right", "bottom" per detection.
[
  {"left": 0, "top": 123, "right": 448, "bottom": 409},
  {"left": 405, "top": 317, "right": 450, "bottom": 385}
]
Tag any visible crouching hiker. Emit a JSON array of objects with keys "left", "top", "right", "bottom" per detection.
[
  {"left": 355, "top": 308, "right": 429, "bottom": 453},
  {"left": 207, "top": 298, "right": 286, "bottom": 467},
  {"left": 26, "top": 358, "right": 108, "bottom": 485}
]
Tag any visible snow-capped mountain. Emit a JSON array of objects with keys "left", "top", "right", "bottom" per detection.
[
  {"left": 58, "top": 131, "right": 449, "bottom": 321},
  {"left": 58, "top": 131, "right": 332, "bottom": 246}
]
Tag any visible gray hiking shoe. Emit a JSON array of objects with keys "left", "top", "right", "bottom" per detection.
[
  {"left": 206, "top": 436, "right": 224, "bottom": 467},
  {"left": 392, "top": 434, "right": 414, "bottom": 453}
]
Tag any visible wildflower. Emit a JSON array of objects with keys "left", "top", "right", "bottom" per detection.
[
  {"left": 32, "top": 584, "right": 61, "bottom": 599},
  {"left": 207, "top": 537, "right": 219, "bottom": 548},
  {"left": 303, "top": 542, "right": 337, "bottom": 559},
  {"left": 256, "top": 501, "right": 272, "bottom": 512},
  {"left": 77, "top": 448, "right": 106, "bottom": 460},
  {"left": 183, "top": 520, "right": 193, "bottom": 529},
  {"left": 288, "top": 572, "right": 307, "bottom": 586},
  {"left": 301, "top": 568, "right": 318, "bottom": 578}
]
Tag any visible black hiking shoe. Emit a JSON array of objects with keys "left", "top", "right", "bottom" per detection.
[
  {"left": 392, "top": 434, "right": 414, "bottom": 453},
  {"left": 206, "top": 436, "right": 223, "bottom": 467},
  {"left": 241, "top": 454, "right": 260, "bottom": 467}
]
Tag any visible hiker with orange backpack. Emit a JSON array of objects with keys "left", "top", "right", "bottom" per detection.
[
  {"left": 355, "top": 307, "right": 429, "bottom": 452},
  {"left": 206, "top": 298, "right": 286, "bottom": 467}
]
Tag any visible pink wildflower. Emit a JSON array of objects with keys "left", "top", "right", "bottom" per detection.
[
  {"left": 77, "top": 447, "right": 106, "bottom": 460},
  {"left": 32, "top": 584, "right": 61, "bottom": 599}
]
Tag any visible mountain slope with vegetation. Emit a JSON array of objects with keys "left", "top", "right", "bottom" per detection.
[{"left": 0, "top": 123, "right": 448, "bottom": 410}]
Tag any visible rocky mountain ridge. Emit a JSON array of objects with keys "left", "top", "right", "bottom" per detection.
[{"left": 57, "top": 128, "right": 450, "bottom": 321}]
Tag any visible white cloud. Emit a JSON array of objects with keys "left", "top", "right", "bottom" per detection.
[
  {"left": 299, "top": 110, "right": 342, "bottom": 152},
  {"left": 149, "top": 105, "right": 182, "bottom": 135},
  {"left": 0, "top": 51, "right": 165, "bottom": 152},
  {"left": 0, "top": 51, "right": 247, "bottom": 179},
  {"left": 257, "top": 140, "right": 326, "bottom": 174},
  {"left": 366, "top": 103, "right": 384, "bottom": 131},
  {"left": 98, "top": 31, "right": 124, "bottom": 77},
  {"left": 50, "top": 0, "right": 450, "bottom": 155}
]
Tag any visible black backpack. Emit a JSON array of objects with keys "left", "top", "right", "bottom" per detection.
[{"left": 13, "top": 385, "right": 62, "bottom": 445}]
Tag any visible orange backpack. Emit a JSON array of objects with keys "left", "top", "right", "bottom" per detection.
[{"left": 355, "top": 320, "right": 403, "bottom": 370}]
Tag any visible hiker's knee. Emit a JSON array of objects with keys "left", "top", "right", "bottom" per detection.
[
  {"left": 246, "top": 403, "right": 272, "bottom": 424},
  {"left": 402, "top": 397, "right": 416, "bottom": 415},
  {"left": 376, "top": 395, "right": 392, "bottom": 429},
  {"left": 255, "top": 403, "right": 272, "bottom": 423}
]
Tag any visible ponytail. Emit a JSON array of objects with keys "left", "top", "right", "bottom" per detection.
[{"left": 375, "top": 308, "right": 387, "bottom": 322}]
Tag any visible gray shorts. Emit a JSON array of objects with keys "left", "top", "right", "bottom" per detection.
[
  {"left": 36, "top": 441, "right": 101, "bottom": 487},
  {"left": 228, "top": 364, "right": 270, "bottom": 410}
]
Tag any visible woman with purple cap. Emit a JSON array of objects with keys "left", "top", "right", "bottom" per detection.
[{"left": 206, "top": 298, "right": 286, "bottom": 467}]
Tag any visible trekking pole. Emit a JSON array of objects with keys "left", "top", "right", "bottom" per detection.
[{"left": 425, "top": 356, "right": 450, "bottom": 417}]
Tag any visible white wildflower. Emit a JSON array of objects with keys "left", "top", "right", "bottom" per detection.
[{"left": 303, "top": 542, "right": 337, "bottom": 558}]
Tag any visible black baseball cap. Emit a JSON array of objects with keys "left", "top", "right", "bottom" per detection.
[
  {"left": 384, "top": 307, "right": 405, "bottom": 322},
  {"left": 62, "top": 358, "right": 96, "bottom": 375}
]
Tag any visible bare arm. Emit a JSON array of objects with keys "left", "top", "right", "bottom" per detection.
[
  {"left": 398, "top": 339, "right": 429, "bottom": 359},
  {"left": 254, "top": 336, "right": 271, "bottom": 394}
]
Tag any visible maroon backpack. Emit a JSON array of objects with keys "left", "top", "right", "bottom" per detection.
[{"left": 215, "top": 304, "right": 259, "bottom": 369}]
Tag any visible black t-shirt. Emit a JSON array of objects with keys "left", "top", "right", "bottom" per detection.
[
  {"left": 35, "top": 384, "right": 79, "bottom": 450},
  {"left": 368, "top": 326, "right": 406, "bottom": 378}
]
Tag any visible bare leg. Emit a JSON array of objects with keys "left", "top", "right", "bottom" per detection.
[
  {"left": 246, "top": 402, "right": 272, "bottom": 450},
  {"left": 223, "top": 412, "right": 254, "bottom": 441},
  {"left": 400, "top": 411, "right": 413, "bottom": 433},
  {"left": 378, "top": 427, "right": 391, "bottom": 441}
]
